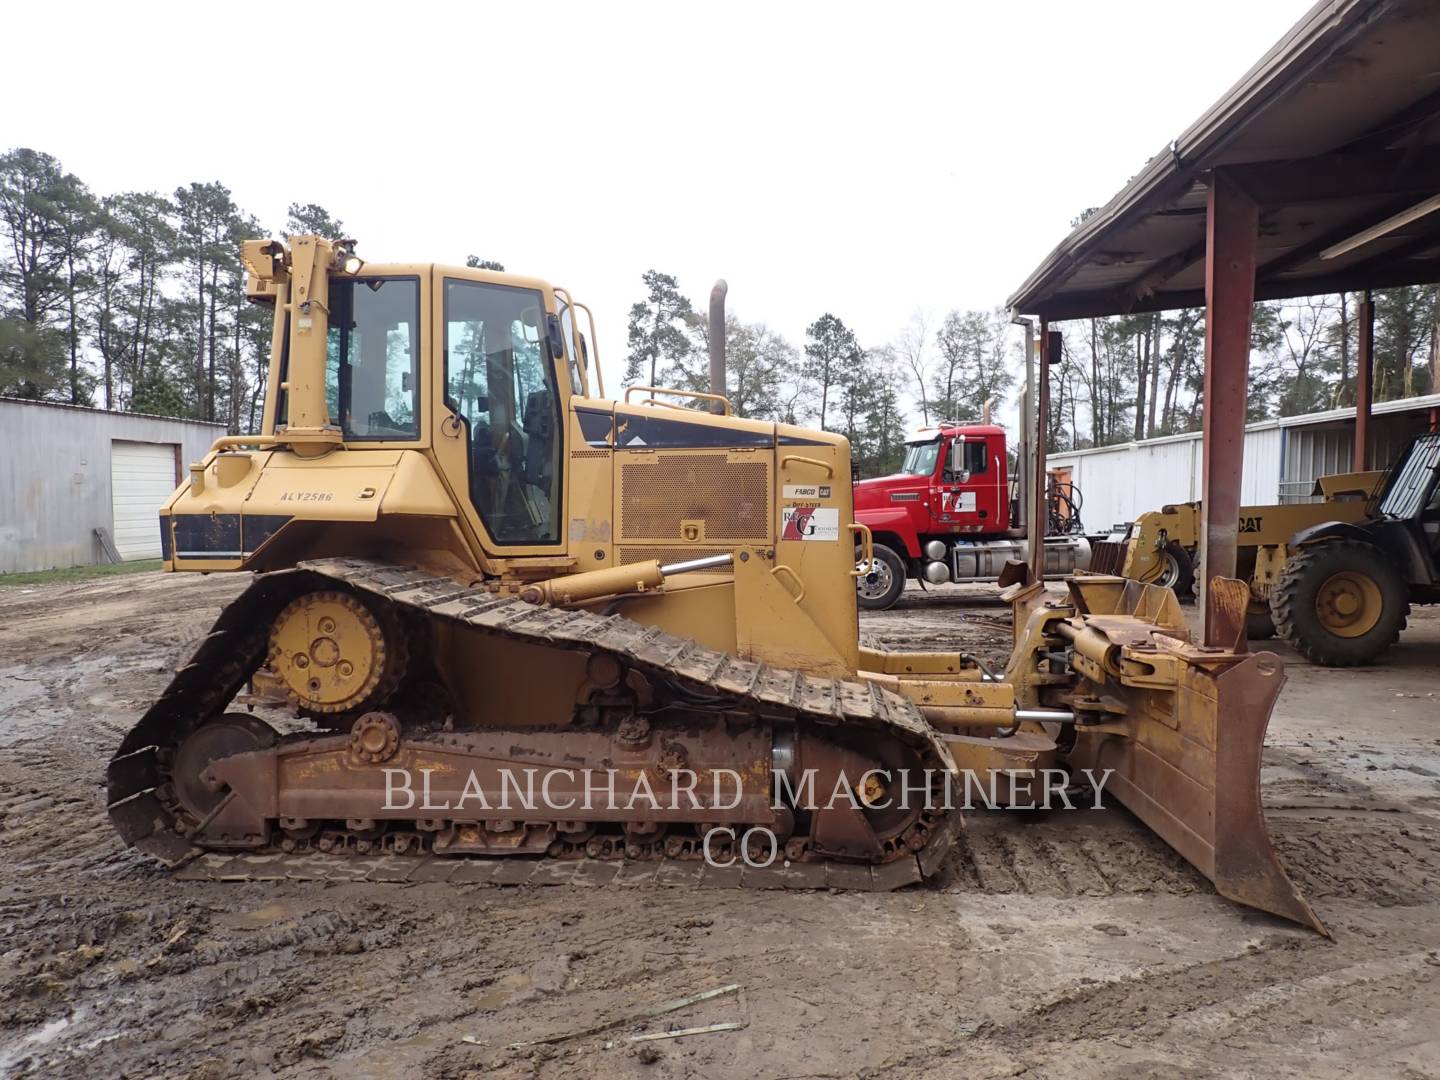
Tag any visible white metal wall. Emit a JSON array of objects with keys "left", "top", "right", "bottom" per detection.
[
  {"left": 1051, "top": 397, "right": 1439, "bottom": 527},
  {"left": 1280, "top": 410, "right": 1435, "bottom": 501},
  {"left": 1280, "top": 427, "right": 1351, "bottom": 502},
  {"left": 1057, "top": 424, "right": 1285, "bottom": 530},
  {"left": 1243, "top": 426, "right": 1283, "bottom": 506},
  {"left": 0, "top": 399, "right": 224, "bottom": 573}
]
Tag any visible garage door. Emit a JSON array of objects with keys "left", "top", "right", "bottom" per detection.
[{"left": 111, "top": 441, "right": 178, "bottom": 560}]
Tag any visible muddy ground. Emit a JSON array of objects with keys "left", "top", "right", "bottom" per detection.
[{"left": 1, "top": 572, "right": 1438, "bottom": 1079}]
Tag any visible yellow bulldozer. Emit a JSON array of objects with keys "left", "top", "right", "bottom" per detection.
[{"left": 107, "top": 236, "right": 1323, "bottom": 933}]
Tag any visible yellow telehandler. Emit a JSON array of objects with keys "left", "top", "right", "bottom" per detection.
[
  {"left": 106, "top": 237, "right": 1323, "bottom": 933},
  {"left": 1095, "top": 471, "right": 1382, "bottom": 638}
]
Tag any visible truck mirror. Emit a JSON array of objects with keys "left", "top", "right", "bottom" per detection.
[{"left": 949, "top": 439, "right": 966, "bottom": 477}]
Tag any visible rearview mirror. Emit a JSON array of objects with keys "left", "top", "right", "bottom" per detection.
[
  {"left": 545, "top": 313, "right": 566, "bottom": 361},
  {"left": 949, "top": 439, "right": 966, "bottom": 476}
]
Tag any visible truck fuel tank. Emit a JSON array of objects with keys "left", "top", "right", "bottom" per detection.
[{"left": 948, "top": 536, "right": 1091, "bottom": 582}]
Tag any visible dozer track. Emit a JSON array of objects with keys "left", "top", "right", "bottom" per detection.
[{"left": 108, "top": 558, "right": 962, "bottom": 891}]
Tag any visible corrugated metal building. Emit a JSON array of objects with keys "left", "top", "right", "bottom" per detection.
[
  {"left": 1049, "top": 393, "right": 1440, "bottom": 532},
  {"left": 0, "top": 398, "right": 224, "bottom": 573}
]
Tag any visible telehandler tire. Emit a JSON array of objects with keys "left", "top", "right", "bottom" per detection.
[
  {"left": 1271, "top": 540, "right": 1409, "bottom": 666},
  {"left": 855, "top": 543, "right": 907, "bottom": 611},
  {"left": 1156, "top": 541, "right": 1195, "bottom": 598},
  {"left": 1245, "top": 598, "right": 1276, "bottom": 640}
]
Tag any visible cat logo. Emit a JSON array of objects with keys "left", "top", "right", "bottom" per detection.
[{"left": 1239, "top": 515, "right": 1263, "bottom": 533}]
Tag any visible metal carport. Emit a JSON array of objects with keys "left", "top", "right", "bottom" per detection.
[{"left": 1008, "top": 0, "right": 1440, "bottom": 643}]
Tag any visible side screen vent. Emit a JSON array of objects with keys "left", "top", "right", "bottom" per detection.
[{"left": 619, "top": 452, "right": 771, "bottom": 542}]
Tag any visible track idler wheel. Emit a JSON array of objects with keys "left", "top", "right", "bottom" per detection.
[
  {"left": 171, "top": 713, "right": 279, "bottom": 846},
  {"left": 795, "top": 733, "right": 931, "bottom": 863}
]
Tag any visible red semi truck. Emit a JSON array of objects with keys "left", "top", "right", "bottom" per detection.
[{"left": 853, "top": 423, "right": 1094, "bottom": 609}]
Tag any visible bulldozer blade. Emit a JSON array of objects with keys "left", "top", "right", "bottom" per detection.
[
  {"left": 1065, "top": 643, "right": 1327, "bottom": 936},
  {"left": 1203, "top": 575, "right": 1250, "bottom": 653}
]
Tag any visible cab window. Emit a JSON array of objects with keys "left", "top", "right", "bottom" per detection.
[
  {"left": 444, "top": 279, "right": 562, "bottom": 545},
  {"left": 322, "top": 277, "right": 421, "bottom": 440},
  {"left": 963, "top": 439, "right": 988, "bottom": 475}
]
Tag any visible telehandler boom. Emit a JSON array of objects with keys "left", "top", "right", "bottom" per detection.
[{"left": 107, "top": 237, "right": 1323, "bottom": 933}]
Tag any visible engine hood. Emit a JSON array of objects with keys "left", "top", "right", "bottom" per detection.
[{"left": 853, "top": 473, "right": 925, "bottom": 512}]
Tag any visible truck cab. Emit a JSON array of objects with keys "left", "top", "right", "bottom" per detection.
[
  {"left": 853, "top": 424, "right": 1090, "bottom": 609},
  {"left": 854, "top": 424, "right": 1009, "bottom": 540}
]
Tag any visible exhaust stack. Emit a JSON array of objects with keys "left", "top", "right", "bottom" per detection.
[{"left": 709, "top": 279, "right": 728, "bottom": 414}]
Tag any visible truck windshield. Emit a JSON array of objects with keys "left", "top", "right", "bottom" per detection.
[{"left": 901, "top": 441, "right": 941, "bottom": 476}]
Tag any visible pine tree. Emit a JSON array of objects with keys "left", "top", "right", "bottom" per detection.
[
  {"left": 802, "top": 313, "right": 861, "bottom": 431},
  {"left": 623, "top": 270, "right": 694, "bottom": 389},
  {"left": 285, "top": 202, "right": 346, "bottom": 239}
]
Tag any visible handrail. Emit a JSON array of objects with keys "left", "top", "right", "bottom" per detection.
[
  {"left": 210, "top": 434, "right": 281, "bottom": 452},
  {"left": 779, "top": 454, "right": 834, "bottom": 477},
  {"left": 848, "top": 522, "right": 874, "bottom": 578},
  {"left": 574, "top": 301, "right": 604, "bottom": 398},
  {"left": 553, "top": 287, "right": 586, "bottom": 399},
  {"left": 624, "top": 385, "right": 733, "bottom": 415},
  {"left": 770, "top": 564, "right": 806, "bottom": 604}
]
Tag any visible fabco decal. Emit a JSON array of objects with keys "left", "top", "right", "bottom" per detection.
[
  {"left": 781, "top": 506, "right": 840, "bottom": 541},
  {"left": 782, "top": 483, "right": 832, "bottom": 500}
]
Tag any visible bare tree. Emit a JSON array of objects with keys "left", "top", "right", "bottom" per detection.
[{"left": 896, "top": 309, "right": 931, "bottom": 425}]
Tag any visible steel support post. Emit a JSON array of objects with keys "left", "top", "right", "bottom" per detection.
[
  {"left": 1030, "top": 326, "right": 1057, "bottom": 579},
  {"left": 1020, "top": 320, "right": 1037, "bottom": 569},
  {"left": 1201, "top": 170, "right": 1258, "bottom": 645},
  {"left": 1354, "top": 291, "right": 1374, "bottom": 470}
]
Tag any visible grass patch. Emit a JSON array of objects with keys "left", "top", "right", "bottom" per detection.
[{"left": 0, "top": 560, "right": 164, "bottom": 587}]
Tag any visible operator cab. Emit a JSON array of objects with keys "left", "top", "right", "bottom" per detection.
[
  {"left": 1376, "top": 431, "right": 1440, "bottom": 572},
  {"left": 257, "top": 240, "right": 597, "bottom": 564}
]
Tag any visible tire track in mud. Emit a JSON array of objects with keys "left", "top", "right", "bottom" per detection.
[
  {"left": 927, "top": 806, "right": 1440, "bottom": 911},
  {"left": 976, "top": 937, "right": 1440, "bottom": 1056},
  {"left": 931, "top": 813, "right": 1205, "bottom": 900},
  {"left": 1270, "top": 813, "right": 1440, "bottom": 906}
]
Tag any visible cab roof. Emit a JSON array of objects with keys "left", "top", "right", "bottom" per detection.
[{"left": 906, "top": 423, "right": 1005, "bottom": 444}]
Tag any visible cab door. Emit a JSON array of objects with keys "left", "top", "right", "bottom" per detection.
[
  {"left": 931, "top": 436, "right": 996, "bottom": 532},
  {"left": 430, "top": 270, "right": 568, "bottom": 556}
]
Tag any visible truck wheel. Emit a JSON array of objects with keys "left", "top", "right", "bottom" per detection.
[
  {"left": 1155, "top": 541, "right": 1195, "bottom": 597},
  {"left": 855, "top": 543, "right": 907, "bottom": 611},
  {"left": 1271, "top": 541, "right": 1409, "bottom": 666}
]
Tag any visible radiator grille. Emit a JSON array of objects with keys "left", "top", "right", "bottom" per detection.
[
  {"left": 619, "top": 454, "right": 770, "bottom": 542},
  {"left": 618, "top": 546, "right": 728, "bottom": 566},
  {"left": 570, "top": 449, "right": 610, "bottom": 459}
]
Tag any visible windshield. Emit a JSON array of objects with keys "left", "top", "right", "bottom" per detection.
[
  {"left": 901, "top": 440, "right": 941, "bottom": 476},
  {"left": 1379, "top": 432, "right": 1440, "bottom": 519}
]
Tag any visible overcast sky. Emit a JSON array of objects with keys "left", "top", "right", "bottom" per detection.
[{"left": 6, "top": 0, "right": 1307, "bottom": 412}]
